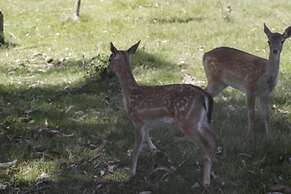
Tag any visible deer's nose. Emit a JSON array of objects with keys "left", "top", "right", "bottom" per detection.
[{"left": 273, "top": 49, "right": 278, "bottom": 54}]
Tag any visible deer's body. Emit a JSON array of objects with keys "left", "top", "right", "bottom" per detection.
[
  {"left": 204, "top": 47, "right": 275, "bottom": 95},
  {"left": 203, "top": 24, "right": 291, "bottom": 135},
  {"left": 109, "top": 41, "right": 217, "bottom": 186},
  {"left": 123, "top": 84, "right": 212, "bottom": 125}
]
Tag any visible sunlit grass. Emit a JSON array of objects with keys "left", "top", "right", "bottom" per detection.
[
  {"left": 14, "top": 159, "right": 59, "bottom": 182},
  {"left": 103, "top": 168, "right": 131, "bottom": 182}
]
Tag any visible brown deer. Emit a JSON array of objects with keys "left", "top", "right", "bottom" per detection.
[
  {"left": 203, "top": 24, "right": 291, "bottom": 135},
  {"left": 108, "top": 41, "right": 217, "bottom": 186}
]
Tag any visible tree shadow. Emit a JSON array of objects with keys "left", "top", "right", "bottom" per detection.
[
  {"left": 207, "top": 88, "right": 291, "bottom": 193},
  {"left": 212, "top": 88, "right": 291, "bottom": 137},
  {"left": 1, "top": 51, "right": 291, "bottom": 193},
  {"left": 0, "top": 51, "right": 183, "bottom": 193}
]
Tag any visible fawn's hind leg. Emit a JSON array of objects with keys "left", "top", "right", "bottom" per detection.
[
  {"left": 258, "top": 95, "right": 270, "bottom": 135},
  {"left": 206, "top": 80, "right": 227, "bottom": 97},
  {"left": 180, "top": 124, "right": 217, "bottom": 186},
  {"left": 131, "top": 125, "right": 146, "bottom": 176},
  {"left": 145, "top": 127, "right": 157, "bottom": 152}
]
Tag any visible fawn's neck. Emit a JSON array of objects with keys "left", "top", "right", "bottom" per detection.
[
  {"left": 263, "top": 51, "right": 281, "bottom": 91},
  {"left": 266, "top": 51, "right": 280, "bottom": 79},
  {"left": 116, "top": 64, "right": 137, "bottom": 97}
]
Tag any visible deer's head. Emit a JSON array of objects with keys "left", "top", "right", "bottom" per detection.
[
  {"left": 108, "top": 41, "right": 140, "bottom": 74},
  {"left": 264, "top": 23, "right": 291, "bottom": 56}
]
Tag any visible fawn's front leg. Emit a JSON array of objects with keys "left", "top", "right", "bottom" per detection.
[
  {"left": 259, "top": 95, "right": 270, "bottom": 135},
  {"left": 145, "top": 127, "right": 157, "bottom": 152},
  {"left": 247, "top": 93, "right": 256, "bottom": 136},
  {"left": 131, "top": 125, "right": 145, "bottom": 176}
]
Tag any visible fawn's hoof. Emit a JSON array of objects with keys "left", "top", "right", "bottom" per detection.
[{"left": 130, "top": 167, "right": 137, "bottom": 177}]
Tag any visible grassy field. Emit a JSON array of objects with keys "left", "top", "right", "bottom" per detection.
[{"left": 0, "top": 0, "right": 291, "bottom": 193}]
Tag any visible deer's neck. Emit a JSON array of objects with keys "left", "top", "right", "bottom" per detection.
[
  {"left": 263, "top": 51, "right": 281, "bottom": 91},
  {"left": 266, "top": 52, "right": 280, "bottom": 79},
  {"left": 116, "top": 64, "right": 137, "bottom": 97}
]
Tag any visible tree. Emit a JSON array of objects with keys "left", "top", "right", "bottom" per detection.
[
  {"left": 72, "top": 0, "right": 82, "bottom": 21},
  {"left": 0, "top": 10, "right": 4, "bottom": 45}
]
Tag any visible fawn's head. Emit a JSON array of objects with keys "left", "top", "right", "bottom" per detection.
[
  {"left": 108, "top": 41, "right": 140, "bottom": 74},
  {"left": 264, "top": 23, "right": 291, "bottom": 55}
]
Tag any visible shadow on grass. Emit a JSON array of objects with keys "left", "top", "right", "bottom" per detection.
[
  {"left": 0, "top": 74, "right": 123, "bottom": 193},
  {"left": 0, "top": 50, "right": 186, "bottom": 193},
  {"left": 210, "top": 88, "right": 291, "bottom": 193},
  {"left": 1, "top": 51, "right": 290, "bottom": 193},
  {"left": 213, "top": 88, "right": 291, "bottom": 136}
]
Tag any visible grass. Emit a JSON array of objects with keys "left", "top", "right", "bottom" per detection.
[{"left": 0, "top": 0, "right": 291, "bottom": 193}]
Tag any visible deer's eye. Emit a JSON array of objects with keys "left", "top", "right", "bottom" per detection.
[
  {"left": 267, "top": 40, "right": 271, "bottom": 45},
  {"left": 281, "top": 40, "right": 285, "bottom": 44}
]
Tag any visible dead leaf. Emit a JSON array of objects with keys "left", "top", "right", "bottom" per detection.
[
  {"left": 192, "top": 182, "right": 200, "bottom": 189},
  {"left": 139, "top": 191, "right": 152, "bottom": 194},
  {"left": 107, "top": 165, "right": 116, "bottom": 173},
  {"left": 65, "top": 105, "right": 74, "bottom": 113},
  {"left": 0, "top": 183, "right": 7, "bottom": 190},
  {"left": 37, "top": 172, "right": 50, "bottom": 180}
]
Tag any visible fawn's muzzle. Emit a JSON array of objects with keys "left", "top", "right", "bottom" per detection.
[{"left": 272, "top": 49, "right": 278, "bottom": 54}]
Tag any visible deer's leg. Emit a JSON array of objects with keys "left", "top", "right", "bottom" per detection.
[
  {"left": 259, "top": 95, "right": 270, "bottom": 135},
  {"left": 202, "top": 155, "right": 212, "bottom": 187},
  {"left": 180, "top": 122, "right": 216, "bottom": 186},
  {"left": 177, "top": 99, "right": 217, "bottom": 186},
  {"left": 246, "top": 93, "right": 256, "bottom": 136},
  {"left": 145, "top": 127, "right": 157, "bottom": 152},
  {"left": 131, "top": 125, "right": 146, "bottom": 176},
  {"left": 200, "top": 127, "right": 216, "bottom": 186},
  {"left": 191, "top": 127, "right": 216, "bottom": 186},
  {"left": 206, "top": 80, "right": 227, "bottom": 97}
]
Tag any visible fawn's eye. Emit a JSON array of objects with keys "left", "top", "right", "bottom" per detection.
[{"left": 267, "top": 40, "right": 271, "bottom": 45}]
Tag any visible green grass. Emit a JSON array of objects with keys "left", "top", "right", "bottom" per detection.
[{"left": 0, "top": 0, "right": 291, "bottom": 193}]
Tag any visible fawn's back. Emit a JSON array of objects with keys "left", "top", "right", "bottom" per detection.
[{"left": 126, "top": 84, "right": 212, "bottom": 124}]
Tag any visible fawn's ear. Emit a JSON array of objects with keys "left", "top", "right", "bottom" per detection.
[
  {"left": 127, "top": 40, "right": 141, "bottom": 54},
  {"left": 110, "top": 42, "right": 118, "bottom": 54},
  {"left": 264, "top": 23, "right": 272, "bottom": 39},
  {"left": 283, "top": 26, "right": 291, "bottom": 39}
]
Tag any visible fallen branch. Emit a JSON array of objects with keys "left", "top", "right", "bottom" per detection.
[
  {"left": 72, "top": 0, "right": 81, "bottom": 21},
  {"left": 151, "top": 166, "right": 173, "bottom": 174},
  {"left": 0, "top": 10, "right": 4, "bottom": 45},
  {"left": 0, "top": 160, "right": 17, "bottom": 168},
  {"left": 270, "top": 185, "right": 291, "bottom": 194}
]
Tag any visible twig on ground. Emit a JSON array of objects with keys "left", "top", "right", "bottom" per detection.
[
  {"left": 269, "top": 185, "right": 291, "bottom": 194},
  {"left": 0, "top": 160, "right": 17, "bottom": 168}
]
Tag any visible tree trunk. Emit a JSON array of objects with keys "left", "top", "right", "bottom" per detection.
[
  {"left": 0, "top": 10, "right": 4, "bottom": 45},
  {"left": 73, "top": 0, "right": 81, "bottom": 21}
]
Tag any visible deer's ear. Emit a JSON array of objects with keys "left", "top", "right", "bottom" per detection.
[
  {"left": 283, "top": 26, "right": 291, "bottom": 39},
  {"left": 264, "top": 23, "right": 272, "bottom": 39},
  {"left": 110, "top": 42, "right": 118, "bottom": 54},
  {"left": 127, "top": 40, "right": 141, "bottom": 54}
]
